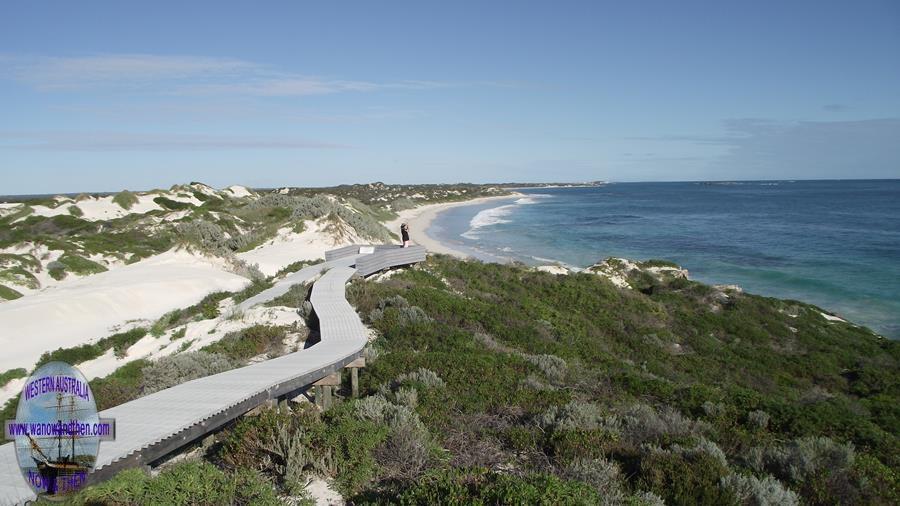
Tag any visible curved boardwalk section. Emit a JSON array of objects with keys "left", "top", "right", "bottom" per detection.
[{"left": 0, "top": 244, "right": 422, "bottom": 505}]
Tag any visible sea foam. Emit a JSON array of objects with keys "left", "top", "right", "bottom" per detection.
[{"left": 461, "top": 194, "right": 549, "bottom": 239}]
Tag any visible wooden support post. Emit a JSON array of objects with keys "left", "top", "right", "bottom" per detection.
[
  {"left": 322, "top": 386, "right": 332, "bottom": 410},
  {"left": 314, "top": 372, "right": 341, "bottom": 410},
  {"left": 345, "top": 357, "right": 366, "bottom": 398}
]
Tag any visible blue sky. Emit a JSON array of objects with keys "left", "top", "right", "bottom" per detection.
[{"left": 1, "top": 0, "right": 898, "bottom": 194}]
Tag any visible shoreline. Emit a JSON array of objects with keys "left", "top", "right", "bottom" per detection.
[{"left": 384, "top": 193, "right": 521, "bottom": 259}]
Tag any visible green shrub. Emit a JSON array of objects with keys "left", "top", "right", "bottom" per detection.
[
  {"left": 56, "top": 254, "right": 108, "bottom": 276},
  {"left": 524, "top": 353, "right": 568, "bottom": 381},
  {"left": 0, "top": 265, "right": 40, "bottom": 289},
  {"left": 34, "top": 327, "right": 150, "bottom": 364},
  {"left": 391, "top": 197, "right": 417, "bottom": 211},
  {"left": 266, "top": 282, "right": 311, "bottom": 308},
  {"left": 275, "top": 259, "right": 323, "bottom": 278},
  {"left": 141, "top": 351, "right": 234, "bottom": 395},
  {"left": 90, "top": 359, "right": 149, "bottom": 410},
  {"left": 153, "top": 196, "right": 192, "bottom": 210},
  {"left": 47, "top": 260, "right": 67, "bottom": 280},
  {"left": 0, "top": 368, "right": 27, "bottom": 387},
  {"left": 112, "top": 190, "right": 140, "bottom": 210},
  {"left": 67, "top": 205, "right": 83, "bottom": 217},
  {"left": 76, "top": 460, "right": 280, "bottom": 505},
  {"left": 750, "top": 436, "right": 855, "bottom": 484},
  {"left": 0, "top": 284, "right": 23, "bottom": 300},
  {"left": 561, "top": 457, "right": 625, "bottom": 500},
  {"left": 619, "top": 403, "right": 707, "bottom": 446},
  {"left": 747, "top": 409, "right": 770, "bottom": 430},
  {"left": 720, "top": 473, "right": 799, "bottom": 506},
  {"left": 35, "top": 342, "right": 104, "bottom": 368},
  {"left": 105, "top": 327, "right": 149, "bottom": 358},
  {"left": 638, "top": 449, "right": 735, "bottom": 505},
  {"left": 539, "top": 401, "right": 618, "bottom": 435},
  {"left": 356, "top": 468, "right": 602, "bottom": 505},
  {"left": 354, "top": 393, "right": 432, "bottom": 480},
  {"left": 202, "top": 325, "right": 287, "bottom": 361},
  {"left": 232, "top": 278, "right": 274, "bottom": 304},
  {"left": 547, "top": 429, "right": 619, "bottom": 462},
  {"left": 150, "top": 310, "right": 182, "bottom": 337}
]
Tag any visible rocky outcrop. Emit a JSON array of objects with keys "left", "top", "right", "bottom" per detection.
[{"left": 586, "top": 257, "right": 689, "bottom": 290}]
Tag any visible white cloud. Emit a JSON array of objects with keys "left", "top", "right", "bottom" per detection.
[
  {"left": 0, "top": 131, "right": 348, "bottom": 151},
  {"left": 11, "top": 54, "right": 253, "bottom": 90},
  {"left": 5, "top": 53, "right": 453, "bottom": 96}
]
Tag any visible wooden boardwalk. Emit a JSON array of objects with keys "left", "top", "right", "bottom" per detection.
[{"left": 0, "top": 244, "right": 423, "bottom": 504}]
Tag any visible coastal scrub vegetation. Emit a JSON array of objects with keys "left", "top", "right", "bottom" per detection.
[
  {"left": 69, "top": 254, "right": 899, "bottom": 504},
  {"left": 2, "top": 181, "right": 482, "bottom": 294}
]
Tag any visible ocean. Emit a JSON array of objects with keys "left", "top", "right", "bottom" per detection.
[{"left": 428, "top": 180, "right": 900, "bottom": 339}]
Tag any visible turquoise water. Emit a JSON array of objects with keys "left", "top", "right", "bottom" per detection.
[{"left": 428, "top": 180, "right": 900, "bottom": 339}]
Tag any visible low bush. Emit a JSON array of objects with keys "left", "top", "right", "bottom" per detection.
[
  {"left": 35, "top": 342, "right": 105, "bottom": 368},
  {"left": 539, "top": 401, "right": 614, "bottom": 433},
  {"left": 112, "top": 190, "right": 139, "bottom": 210},
  {"left": 619, "top": 403, "right": 707, "bottom": 446},
  {"left": 0, "top": 284, "right": 23, "bottom": 300},
  {"left": 638, "top": 448, "right": 735, "bottom": 505},
  {"left": 747, "top": 409, "right": 770, "bottom": 430},
  {"left": 106, "top": 327, "right": 149, "bottom": 358},
  {"left": 75, "top": 460, "right": 280, "bottom": 505},
  {"left": 232, "top": 278, "right": 274, "bottom": 304},
  {"left": 153, "top": 196, "right": 193, "bottom": 210},
  {"left": 720, "top": 473, "right": 799, "bottom": 506},
  {"left": 90, "top": 359, "right": 148, "bottom": 411},
  {"left": 275, "top": 259, "right": 322, "bottom": 278},
  {"left": 141, "top": 351, "right": 234, "bottom": 395},
  {"left": 355, "top": 468, "right": 603, "bottom": 505},
  {"left": 56, "top": 254, "right": 108, "bottom": 276},
  {"left": 524, "top": 353, "right": 568, "bottom": 381},
  {"left": 202, "top": 325, "right": 287, "bottom": 361},
  {"left": 749, "top": 436, "right": 855, "bottom": 484},
  {"left": 561, "top": 457, "right": 624, "bottom": 501},
  {"left": 0, "top": 368, "right": 27, "bottom": 388},
  {"left": 266, "top": 282, "right": 311, "bottom": 308}
]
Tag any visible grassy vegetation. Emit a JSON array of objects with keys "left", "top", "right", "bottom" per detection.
[
  {"left": 112, "top": 190, "right": 139, "bottom": 210},
  {"left": 68, "top": 460, "right": 283, "bottom": 505},
  {"left": 152, "top": 196, "right": 193, "bottom": 210},
  {"left": 63, "top": 255, "right": 899, "bottom": 503},
  {"left": 0, "top": 284, "right": 23, "bottom": 300},
  {"left": 0, "top": 253, "right": 41, "bottom": 289},
  {"left": 56, "top": 254, "right": 108, "bottom": 275},
  {"left": 201, "top": 325, "right": 290, "bottom": 362},
  {"left": 274, "top": 259, "right": 323, "bottom": 278},
  {"left": 0, "top": 368, "right": 27, "bottom": 388},
  {"left": 34, "top": 327, "right": 149, "bottom": 367}
]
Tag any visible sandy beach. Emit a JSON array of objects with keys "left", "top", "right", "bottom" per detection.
[{"left": 384, "top": 194, "right": 520, "bottom": 259}]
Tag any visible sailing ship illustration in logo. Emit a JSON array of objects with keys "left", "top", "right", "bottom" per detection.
[{"left": 7, "top": 361, "right": 114, "bottom": 497}]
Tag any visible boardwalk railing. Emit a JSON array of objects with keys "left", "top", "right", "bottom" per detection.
[
  {"left": 0, "top": 244, "right": 425, "bottom": 505},
  {"left": 325, "top": 244, "right": 411, "bottom": 262},
  {"left": 355, "top": 245, "right": 426, "bottom": 277}
]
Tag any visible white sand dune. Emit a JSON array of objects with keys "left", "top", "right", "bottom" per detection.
[
  {"left": 0, "top": 249, "right": 249, "bottom": 372},
  {"left": 237, "top": 220, "right": 364, "bottom": 277}
]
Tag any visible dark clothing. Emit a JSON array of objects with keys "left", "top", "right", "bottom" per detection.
[{"left": 401, "top": 229, "right": 410, "bottom": 241}]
